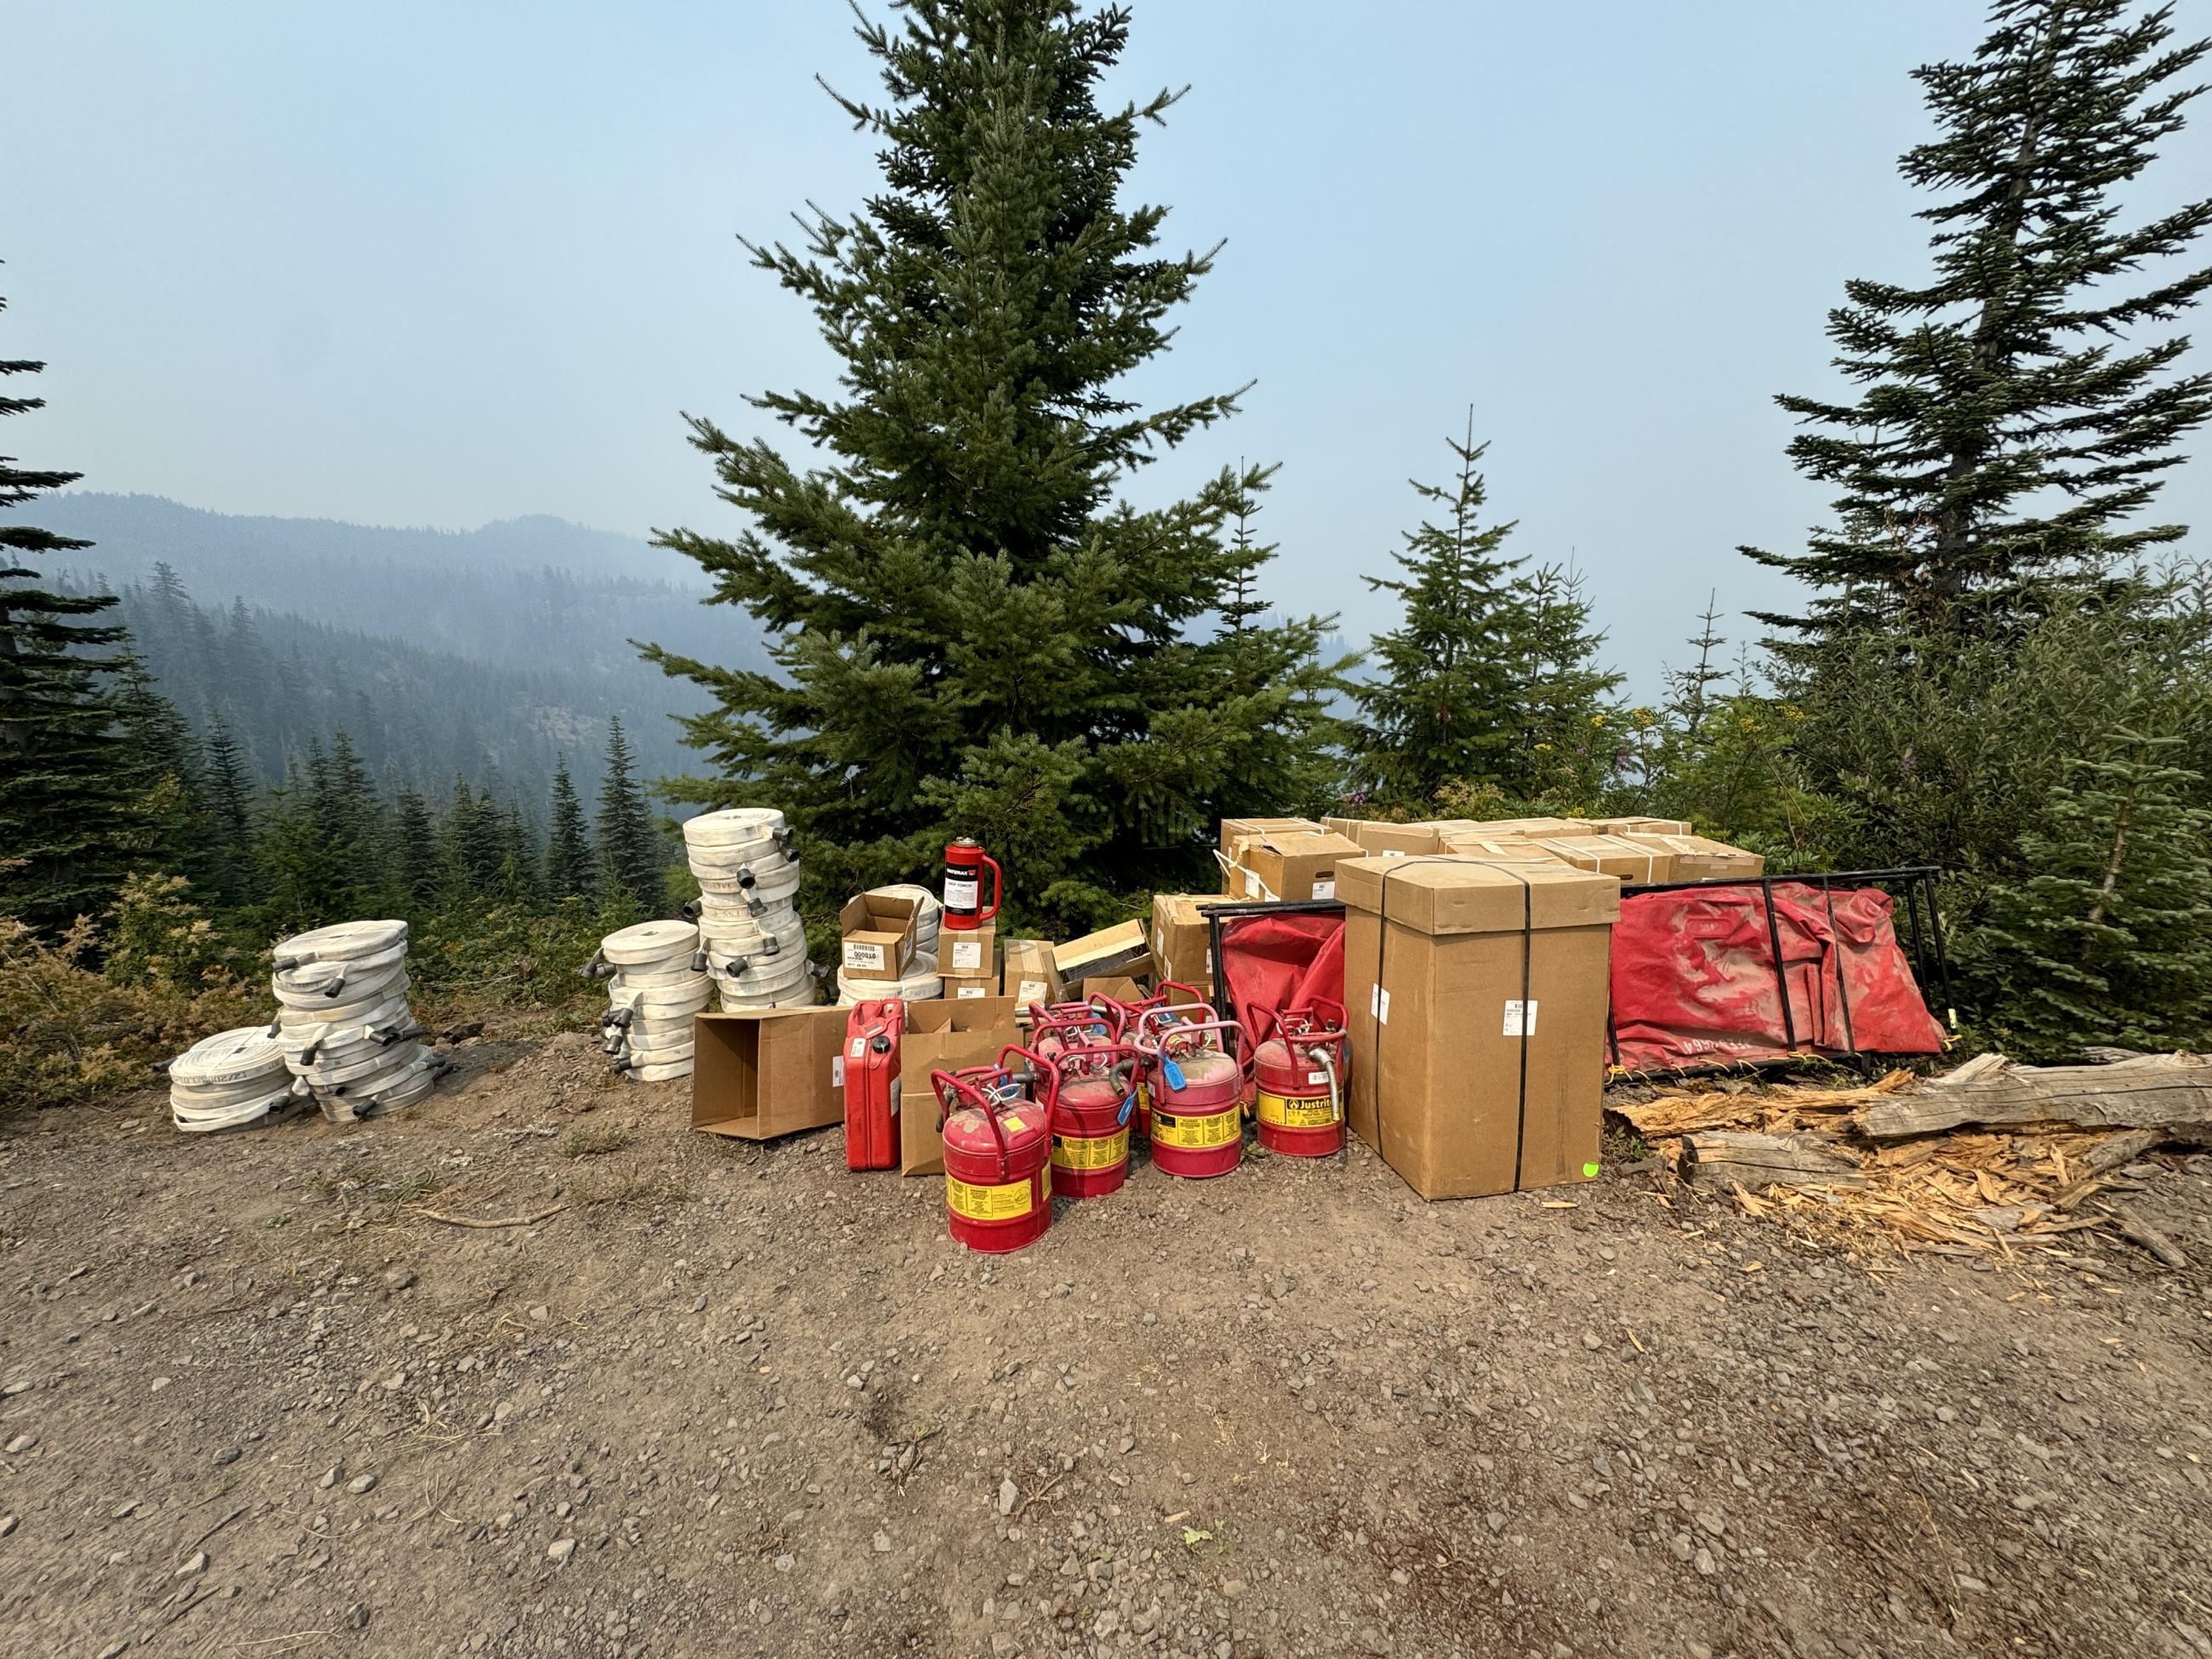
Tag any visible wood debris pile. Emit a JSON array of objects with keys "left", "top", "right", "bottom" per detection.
[{"left": 1611, "top": 1053, "right": 2207, "bottom": 1266}]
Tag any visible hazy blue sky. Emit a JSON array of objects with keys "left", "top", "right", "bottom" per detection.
[{"left": 7, "top": 2, "right": 2209, "bottom": 692}]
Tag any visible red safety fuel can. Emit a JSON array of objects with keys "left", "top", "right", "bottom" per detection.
[
  {"left": 1046, "top": 1040, "right": 1140, "bottom": 1198},
  {"left": 843, "top": 998, "right": 904, "bottom": 1171},
  {"left": 1251, "top": 996, "right": 1349, "bottom": 1158},
  {"left": 932, "top": 1047, "right": 1056, "bottom": 1253},
  {"left": 1137, "top": 1006, "right": 1245, "bottom": 1178}
]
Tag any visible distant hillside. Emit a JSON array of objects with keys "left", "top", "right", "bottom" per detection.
[{"left": 27, "top": 493, "right": 767, "bottom": 808}]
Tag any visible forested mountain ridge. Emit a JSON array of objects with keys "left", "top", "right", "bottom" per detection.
[{"left": 26, "top": 493, "right": 768, "bottom": 807}]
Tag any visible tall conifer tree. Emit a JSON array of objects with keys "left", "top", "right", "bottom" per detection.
[
  {"left": 594, "top": 718, "right": 662, "bottom": 915},
  {"left": 1747, "top": 0, "right": 2212, "bottom": 632},
  {"left": 0, "top": 284, "right": 147, "bottom": 926},
  {"left": 544, "top": 755, "right": 596, "bottom": 900},
  {"left": 645, "top": 0, "right": 1344, "bottom": 926}
]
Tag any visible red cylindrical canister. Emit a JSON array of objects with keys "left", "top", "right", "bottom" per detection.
[
  {"left": 1251, "top": 999, "right": 1349, "bottom": 1158},
  {"left": 1138, "top": 1011, "right": 1245, "bottom": 1178},
  {"left": 933, "top": 1049, "right": 1056, "bottom": 1253},
  {"left": 1048, "top": 1045, "right": 1138, "bottom": 1198},
  {"left": 942, "top": 838, "right": 1003, "bottom": 931}
]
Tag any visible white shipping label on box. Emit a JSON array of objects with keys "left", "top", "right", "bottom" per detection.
[
  {"left": 1244, "top": 869, "right": 1263, "bottom": 898},
  {"left": 1312, "top": 879, "right": 1336, "bottom": 899},
  {"left": 1502, "top": 1000, "right": 1538, "bottom": 1037},
  {"left": 1370, "top": 984, "right": 1390, "bottom": 1025},
  {"left": 841, "top": 940, "right": 887, "bottom": 972},
  {"left": 831, "top": 1054, "right": 847, "bottom": 1087},
  {"left": 949, "top": 938, "right": 986, "bottom": 972},
  {"left": 955, "top": 984, "right": 989, "bottom": 1000},
  {"left": 1015, "top": 978, "right": 1046, "bottom": 1005},
  {"left": 1153, "top": 926, "right": 1166, "bottom": 955}
]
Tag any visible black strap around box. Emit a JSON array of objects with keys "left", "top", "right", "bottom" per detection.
[{"left": 1372, "top": 858, "right": 1536, "bottom": 1190}]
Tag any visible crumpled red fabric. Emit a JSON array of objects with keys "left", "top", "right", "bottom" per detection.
[{"left": 1215, "top": 909, "right": 1345, "bottom": 1071}]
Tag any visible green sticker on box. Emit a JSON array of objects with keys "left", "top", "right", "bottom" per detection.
[{"left": 1582, "top": 1161, "right": 1600, "bottom": 1178}]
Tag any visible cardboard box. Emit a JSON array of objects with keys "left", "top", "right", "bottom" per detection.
[
  {"left": 1151, "top": 892, "right": 1236, "bottom": 991},
  {"left": 839, "top": 892, "right": 917, "bottom": 982},
  {"left": 1220, "top": 828, "right": 1364, "bottom": 902},
  {"left": 692, "top": 1007, "right": 850, "bottom": 1141},
  {"left": 1322, "top": 815, "right": 1363, "bottom": 841},
  {"left": 940, "top": 926, "right": 998, "bottom": 978},
  {"left": 1084, "top": 975, "right": 1150, "bottom": 1007},
  {"left": 1623, "top": 833, "right": 1764, "bottom": 882},
  {"left": 1001, "top": 938, "right": 1064, "bottom": 1015},
  {"left": 1218, "top": 816, "right": 1322, "bottom": 857},
  {"left": 1348, "top": 821, "right": 1442, "bottom": 858},
  {"left": 943, "top": 972, "right": 1000, "bottom": 1001},
  {"left": 1452, "top": 817, "right": 1593, "bottom": 838},
  {"left": 1525, "top": 834, "right": 1676, "bottom": 884},
  {"left": 1339, "top": 856, "right": 1619, "bottom": 1200},
  {"left": 1055, "top": 919, "right": 1152, "bottom": 983},
  {"left": 1437, "top": 834, "right": 1559, "bottom": 865},
  {"left": 898, "top": 999, "right": 1023, "bottom": 1176},
  {"left": 1591, "top": 816, "right": 1692, "bottom": 837}
]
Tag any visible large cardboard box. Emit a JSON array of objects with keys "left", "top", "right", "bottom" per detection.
[
  {"left": 1348, "top": 821, "right": 1442, "bottom": 858},
  {"left": 939, "top": 926, "right": 998, "bottom": 978},
  {"left": 898, "top": 999, "right": 1023, "bottom": 1176},
  {"left": 1151, "top": 892, "right": 1236, "bottom": 992},
  {"left": 943, "top": 972, "right": 1000, "bottom": 1001},
  {"left": 839, "top": 892, "right": 918, "bottom": 982},
  {"left": 1001, "top": 938, "right": 1064, "bottom": 1015},
  {"left": 1437, "top": 833, "right": 1559, "bottom": 865},
  {"left": 1526, "top": 834, "right": 1676, "bottom": 884},
  {"left": 692, "top": 1007, "right": 851, "bottom": 1142},
  {"left": 1452, "top": 817, "right": 1593, "bottom": 838},
  {"left": 1218, "top": 816, "right": 1323, "bottom": 857},
  {"left": 1339, "top": 856, "right": 1619, "bottom": 1200},
  {"left": 1221, "top": 828, "right": 1364, "bottom": 902},
  {"left": 1055, "top": 919, "right": 1152, "bottom": 983},
  {"left": 1624, "top": 833, "right": 1764, "bottom": 882}
]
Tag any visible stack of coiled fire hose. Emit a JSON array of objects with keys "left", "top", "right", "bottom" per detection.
[
  {"left": 587, "top": 918, "right": 712, "bottom": 1080},
  {"left": 833, "top": 882, "right": 944, "bottom": 1006},
  {"left": 267, "top": 920, "right": 442, "bottom": 1122},
  {"left": 681, "top": 808, "right": 818, "bottom": 1012},
  {"left": 167, "top": 1026, "right": 296, "bottom": 1132}
]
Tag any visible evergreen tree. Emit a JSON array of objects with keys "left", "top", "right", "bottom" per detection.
[
  {"left": 113, "top": 663, "right": 210, "bottom": 883},
  {"left": 1667, "top": 591, "right": 1729, "bottom": 747},
  {"left": 0, "top": 285, "right": 146, "bottom": 926},
  {"left": 1747, "top": 0, "right": 2212, "bottom": 632},
  {"left": 1964, "top": 726, "right": 2212, "bottom": 1056},
  {"left": 644, "top": 0, "right": 1345, "bottom": 927},
  {"left": 594, "top": 717, "right": 662, "bottom": 915},
  {"left": 494, "top": 799, "right": 541, "bottom": 903},
  {"left": 392, "top": 786, "right": 442, "bottom": 910},
  {"left": 544, "top": 755, "right": 596, "bottom": 900},
  {"left": 1349, "top": 417, "right": 1527, "bottom": 806},
  {"left": 1508, "top": 560, "right": 1622, "bottom": 805},
  {"left": 310, "top": 727, "right": 389, "bottom": 905},
  {"left": 202, "top": 712, "right": 255, "bottom": 854},
  {"left": 442, "top": 776, "right": 505, "bottom": 897}
]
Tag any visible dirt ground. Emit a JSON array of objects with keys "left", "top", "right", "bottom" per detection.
[{"left": 3, "top": 1031, "right": 2210, "bottom": 1659}]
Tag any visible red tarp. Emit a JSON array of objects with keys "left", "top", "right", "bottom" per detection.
[
  {"left": 1609, "top": 881, "right": 1943, "bottom": 1071},
  {"left": 1214, "top": 910, "right": 1345, "bottom": 1071}
]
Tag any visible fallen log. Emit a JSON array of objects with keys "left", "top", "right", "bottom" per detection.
[
  {"left": 1681, "top": 1131, "right": 1866, "bottom": 1192},
  {"left": 1858, "top": 1053, "right": 2212, "bottom": 1143}
]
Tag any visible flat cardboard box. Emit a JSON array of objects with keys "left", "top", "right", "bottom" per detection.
[
  {"left": 1525, "top": 834, "right": 1676, "bottom": 884},
  {"left": 1001, "top": 938, "right": 1064, "bottom": 1016},
  {"left": 939, "top": 926, "right": 998, "bottom": 978},
  {"left": 1339, "top": 857, "right": 1619, "bottom": 1200},
  {"left": 1221, "top": 828, "right": 1364, "bottom": 902},
  {"left": 1218, "top": 816, "right": 1322, "bottom": 856},
  {"left": 1055, "top": 919, "right": 1152, "bottom": 983},
  {"left": 839, "top": 892, "right": 918, "bottom": 982},
  {"left": 692, "top": 1006, "right": 851, "bottom": 1141},
  {"left": 899, "top": 998, "right": 1024, "bottom": 1176},
  {"left": 1591, "top": 816, "right": 1692, "bottom": 837},
  {"left": 1151, "top": 892, "right": 1237, "bottom": 992},
  {"left": 1623, "top": 833, "right": 1764, "bottom": 882}
]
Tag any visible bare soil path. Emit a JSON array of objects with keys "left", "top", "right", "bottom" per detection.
[{"left": 3, "top": 1032, "right": 2209, "bottom": 1659}]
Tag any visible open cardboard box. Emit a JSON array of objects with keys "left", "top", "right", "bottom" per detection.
[
  {"left": 839, "top": 891, "right": 918, "bottom": 982},
  {"left": 693, "top": 1006, "right": 850, "bottom": 1141},
  {"left": 898, "top": 997, "right": 1024, "bottom": 1176}
]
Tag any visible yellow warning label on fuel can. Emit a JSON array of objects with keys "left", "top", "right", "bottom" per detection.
[
  {"left": 1256, "top": 1088, "right": 1336, "bottom": 1129},
  {"left": 944, "top": 1174, "right": 1035, "bottom": 1222},
  {"left": 1151, "top": 1109, "right": 1239, "bottom": 1149},
  {"left": 1051, "top": 1129, "right": 1130, "bottom": 1171}
]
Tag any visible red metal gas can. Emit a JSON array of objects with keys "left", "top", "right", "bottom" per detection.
[
  {"left": 1048, "top": 1042, "right": 1139, "bottom": 1198},
  {"left": 1251, "top": 997, "right": 1349, "bottom": 1158},
  {"left": 942, "top": 838, "right": 1003, "bottom": 931},
  {"left": 1137, "top": 1007, "right": 1245, "bottom": 1178},
  {"left": 932, "top": 1047, "right": 1056, "bottom": 1252},
  {"left": 843, "top": 998, "right": 904, "bottom": 1171}
]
